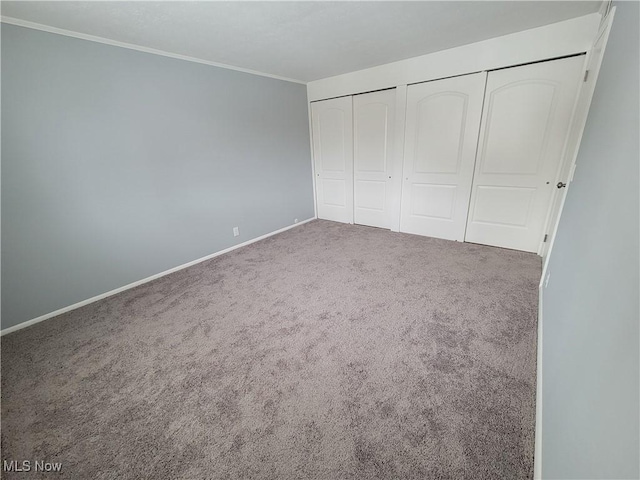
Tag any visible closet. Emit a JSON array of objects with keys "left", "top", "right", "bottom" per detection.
[
  {"left": 465, "top": 56, "right": 584, "bottom": 252},
  {"left": 311, "top": 89, "right": 395, "bottom": 228},
  {"left": 311, "top": 96, "right": 353, "bottom": 224},
  {"left": 400, "top": 72, "right": 486, "bottom": 241},
  {"left": 353, "top": 89, "right": 395, "bottom": 229},
  {"left": 311, "top": 55, "right": 585, "bottom": 253}
]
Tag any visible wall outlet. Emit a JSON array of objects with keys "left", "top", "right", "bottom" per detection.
[
  {"left": 294, "top": 218, "right": 298, "bottom": 224},
  {"left": 544, "top": 273, "right": 551, "bottom": 288},
  {"left": 233, "top": 227, "right": 239, "bottom": 237}
]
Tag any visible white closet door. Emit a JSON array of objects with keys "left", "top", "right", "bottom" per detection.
[
  {"left": 465, "top": 56, "right": 584, "bottom": 252},
  {"left": 399, "top": 72, "right": 486, "bottom": 241},
  {"left": 311, "top": 97, "right": 354, "bottom": 224},
  {"left": 353, "top": 89, "right": 395, "bottom": 229}
]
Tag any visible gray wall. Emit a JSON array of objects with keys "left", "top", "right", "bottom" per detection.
[
  {"left": 542, "top": 3, "right": 639, "bottom": 479},
  {"left": 1, "top": 24, "right": 314, "bottom": 330}
]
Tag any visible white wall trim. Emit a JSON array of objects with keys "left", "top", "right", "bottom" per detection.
[
  {"left": 0, "top": 16, "right": 306, "bottom": 85},
  {"left": 0, "top": 218, "right": 316, "bottom": 336},
  {"left": 307, "top": 13, "right": 600, "bottom": 102},
  {"left": 534, "top": 283, "right": 544, "bottom": 479}
]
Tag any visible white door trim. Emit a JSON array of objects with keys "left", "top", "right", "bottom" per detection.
[
  {"left": 538, "top": 7, "right": 617, "bottom": 259},
  {"left": 308, "top": 104, "right": 319, "bottom": 219},
  {"left": 390, "top": 86, "right": 408, "bottom": 232}
]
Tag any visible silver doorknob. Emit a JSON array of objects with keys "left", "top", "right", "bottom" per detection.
[{"left": 557, "top": 182, "right": 567, "bottom": 189}]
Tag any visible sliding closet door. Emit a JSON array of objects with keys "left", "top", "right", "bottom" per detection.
[
  {"left": 353, "top": 89, "right": 395, "bottom": 229},
  {"left": 465, "top": 56, "right": 584, "bottom": 252},
  {"left": 399, "top": 72, "right": 486, "bottom": 241},
  {"left": 311, "top": 97, "right": 354, "bottom": 224}
]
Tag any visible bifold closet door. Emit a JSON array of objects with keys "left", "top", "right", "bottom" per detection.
[
  {"left": 353, "top": 89, "right": 395, "bottom": 229},
  {"left": 399, "top": 72, "right": 486, "bottom": 241},
  {"left": 465, "top": 56, "right": 585, "bottom": 252},
  {"left": 311, "top": 96, "right": 354, "bottom": 224}
]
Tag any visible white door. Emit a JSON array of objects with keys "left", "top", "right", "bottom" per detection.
[
  {"left": 399, "top": 72, "right": 486, "bottom": 241},
  {"left": 311, "top": 96, "right": 353, "bottom": 224},
  {"left": 465, "top": 56, "right": 585, "bottom": 252},
  {"left": 353, "top": 89, "right": 395, "bottom": 229}
]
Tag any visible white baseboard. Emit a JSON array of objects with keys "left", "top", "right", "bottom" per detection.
[
  {"left": 1, "top": 218, "right": 316, "bottom": 336},
  {"left": 534, "top": 284, "right": 544, "bottom": 479}
]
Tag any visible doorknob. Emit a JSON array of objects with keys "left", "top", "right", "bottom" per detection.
[{"left": 557, "top": 182, "right": 567, "bottom": 189}]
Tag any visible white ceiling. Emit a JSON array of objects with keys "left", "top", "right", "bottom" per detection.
[{"left": 1, "top": 1, "right": 602, "bottom": 83}]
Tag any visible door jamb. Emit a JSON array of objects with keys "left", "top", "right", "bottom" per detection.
[{"left": 536, "top": 8, "right": 616, "bottom": 258}]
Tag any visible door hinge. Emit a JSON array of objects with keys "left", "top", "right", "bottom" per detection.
[
  {"left": 583, "top": 70, "right": 590, "bottom": 82},
  {"left": 543, "top": 234, "right": 548, "bottom": 243}
]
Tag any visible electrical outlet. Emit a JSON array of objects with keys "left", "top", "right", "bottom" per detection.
[
  {"left": 544, "top": 273, "right": 551, "bottom": 288},
  {"left": 233, "top": 227, "right": 239, "bottom": 237},
  {"left": 294, "top": 218, "right": 298, "bottom": 224}
]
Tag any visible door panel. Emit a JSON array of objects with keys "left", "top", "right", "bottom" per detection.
[
  {"left": 355, "top": 180, "right": 386, "bottom": 211},
  {"left": 400, "top": 72, "right": 486, "bottom": 241},
  {"left": 311, "top": 97, "right": 353, "bottom": 224},
  {"left": 410, "top": 184, "right": 457, "bottom": 219},
  {"left": 473, "top": 186, "right": 535, "bottom": 226},
  {"left": 353, "top": 89, "right": 395, "bottom": 228},
  {"left": 465, "top": 56, "right": 585, "bottom": 252},
  {"left": 414, "top": 93, "right": 467, "bottom": 174},
  {"left": 480, "top": 82, "right": 556, "bottom": 175}
]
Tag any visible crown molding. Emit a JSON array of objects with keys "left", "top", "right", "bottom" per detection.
[{"left": 0, "top": 16, "right": 307, "bottom": 85}]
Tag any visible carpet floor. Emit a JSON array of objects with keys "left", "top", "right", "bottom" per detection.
[{"left": 1, "top": 220, "right": 541, "bottom": 479}]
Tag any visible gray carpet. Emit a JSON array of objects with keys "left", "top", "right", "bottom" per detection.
[{"left": 1, "top": 220, "right": 541, "bottom": 479}]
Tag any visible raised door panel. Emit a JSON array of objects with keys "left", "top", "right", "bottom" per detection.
[
  {"left": 355, "top": 102, "right": 389, "bottom": 173},
  {"left": 353, "top": 89, "right": 395, "bottom": 229},
  {"left": 399, "top": 72, "right": 487, "bottom": 241},
  {"left": 480, "top": 82, "right": 557, "bottom": 175},
  {"left": 472, "top": 186, "right": 536, "bottom": 226},
  {"left": 465, "top": 56, "right": 585, "bottom": 252},
  {"left": 409, "top": 184, "right": 457, "bottom": 219},
  {"left": 311, "top": 96, "right": 353, "bottom": 224},
  {"left": 318, "top": 108, "right": 348, "bottom": 172},
  {"left": 414, "top": 93, "right": 467, "bottom": 174}
]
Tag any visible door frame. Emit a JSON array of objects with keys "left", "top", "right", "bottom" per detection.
[
  {"left": 537, "top": 8, "right": 616, "bottom": 259},
  {"left": 534, "top": 52, "right": 589, "bottom": 256}
]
